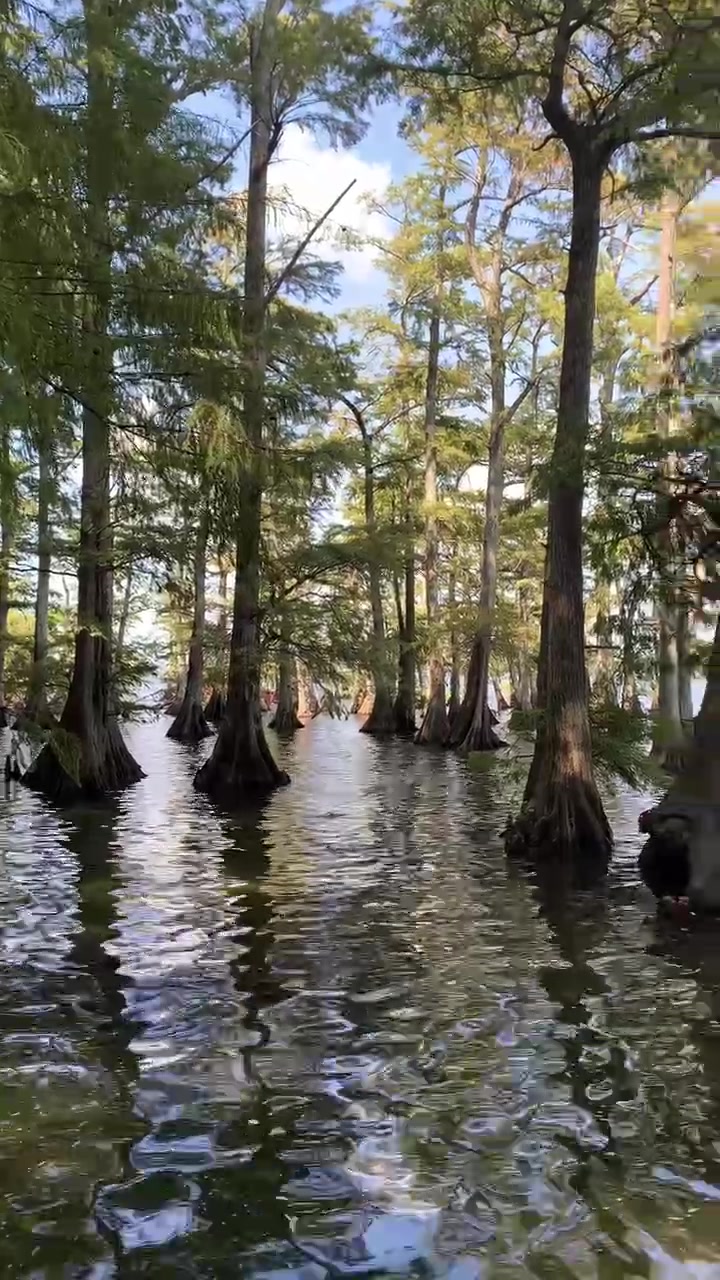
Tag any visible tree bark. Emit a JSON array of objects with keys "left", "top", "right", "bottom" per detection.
[
  {"left": 194, "top": 0, "right": 289, "bottom": 803},
  {"left": 393, "top": 503, "right": 416, "bottom": 735},
  {"left": 25, "top": 432, "right": 54, "bottom": 725},
  {"left": 359, "top": 429, "right": 395, "bottom": 736},
  {"left": 506, "top": 153, "right": 611, "bottom": 863},
  {"left": 205, "top": 551, "right": 229, "bottom": 721},
  {"left": 167, "top": 509, "right": 212, "bottom": 743},
  {"left": 447, "top": 556, "right": 461, "bottom": 726},
  {"left": 25, "top": 0, "right": 143, "bottom": 799},
  {"left": 677, "top": 608, "right": 695, "bottom": 725},
  {"left": 452, "top": 163, "right": 528, "bottom": 752},
  {"left": 269, "top": 645, "right": 303, "bottom": 733},
  {"left": 640, "top": 615, "right": 720, "bottom": 909},
  {"left": 416, "top": 292, "right": 450, "bottom": 746},
  {"left": 651, "top": 192, "right": 686, "bottom": 771}
]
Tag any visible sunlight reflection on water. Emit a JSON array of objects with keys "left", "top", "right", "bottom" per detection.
[{"left": 0, "top": 716, "right": 719, "bottom": 1277}]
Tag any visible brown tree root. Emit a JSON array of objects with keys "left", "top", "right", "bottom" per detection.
[
  {"left": 166, "top": 696, "right": 213, "bottom": 744},
  {"left": 269, "top": 708, "right": 304, "bottom": 734},
  {"left": 505, "top": 775, "right": 612, "bottom": 865},
  {"left": 24, "top": 722, "right": 144, "bottom": 804},
  {"left": 194, "top": 715, "right": 289, "bottom": 807},
  {"left": 393, "top": 697, "right": 416, "bottom": 737},
  {"left": 415, "top": 689, "right": 450, "bottom": 747},
  {"left": 204, "top": 688, "right": 227, "bottom": 721},
  {"left": 360, "top": 691, "right": 396, "bottom": 737}
]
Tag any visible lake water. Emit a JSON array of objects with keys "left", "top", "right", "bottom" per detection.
[{"left": 1, "top": 718, "right": 720, "bottom": 1278}]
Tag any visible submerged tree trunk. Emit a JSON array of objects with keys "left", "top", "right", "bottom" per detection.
[
  {"left": 416, "top": 298, "right": 450, "bottom": 746},
  {"left": 505, "top": 153, "right": 611, "bottom": 863},
  {"left": 640, "top": 615, "right": 720, "bottom": 909},
  {"left": 269, "top": 646, "right": 302, "bottom": 734},
  {"left": 25, "top": 434, "right": 54, "bottom": 725},
  {"left": 167, "top": 510, "right": 212, "bottom": 743},
  {"left": 195, "top": 0, "right": 288, "bottom": 803},
  {"left": 25, "top": 0, "right": 143, "bottom": 799}
]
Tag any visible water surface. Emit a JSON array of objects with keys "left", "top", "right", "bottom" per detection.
[{"left": 1, "top": 719, "right": 719, "bottom": 1278}]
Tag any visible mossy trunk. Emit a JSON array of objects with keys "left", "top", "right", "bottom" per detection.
[
  {"left": 640, "top": 616, "right": 720, "bottom": 909},
  {"left": 25, "top": 0, "right": 143, "bottom": 800},
  {"left": 505, "top": 154, "right": 611, "bottom": 864},
  {"left": 167, "top": 510, "right": 212, "bottom": 744},
  {"left": 194, "top": 1, "right": 288, "bottom": 804}
]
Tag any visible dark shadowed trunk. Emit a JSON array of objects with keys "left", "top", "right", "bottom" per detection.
[
  {"left": 0, "top": 423, "right": 11, "bottom": 726},
  {"left": 168, "top": 510, "right": 212, "bottom": 743},
  {"left": 25, "top": 0, "right": 143, "bottom": 799},
  {"left": 416, "top": 295, "right": 449, "bottom": 746},
  {"left": 25, "top": 434, "right": 54, "bottom": 725},
  {"left": 269, "top": 643, "right": 302, "bottom": 734},
  {"left": 640, "top": 615, "right": 720, "bottom": 909},
  {"left": 506, "top": 151, "right": 611, "bottom": 863},
  {"left": 194, "top": 0, "right": 289, "bottom": 803}
]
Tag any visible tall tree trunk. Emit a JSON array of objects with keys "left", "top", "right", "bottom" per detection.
[
  {"left": 25, "top": 433, "right": 53, "bottom": 725},
  {"left": 297, "top": 664, "right": 318, "bottom": 720},
  {"left": 416, "top": 294, "right": 449, "bottom": 745},
  {"left": 205, "top": 553, "right": 229, "bottom": 721},
  {"left": 269, "top": 636, "right": 302, "bottom": 734},
  {"left": 449, "top": 368, "right": 504, "bottom": 751},
  {"left": 651, "top": 192, "right": 686, "bottom": 770},
  {"left": 393, "top": 489, "right": 416, "bottom": 735},
  {"left": 640, "top": 615, "right": 720, "bottom": 909},
  {"left": 25, "top": 0, "right": 143, "bottom": 798},
  {"left": 0, "top": 423, "right": 12, "bottom": 726},
  {"left": 452, "top": 166, "right": 529, "bottom": 752},
  {"left": 360, "top": 431, "right": 395, "bottom": 736},
  {"left": 195, "top": 0, "right": 289, "bottom": 802},
  {"left": 115, "top": 568, "right": 133, "bottom": 665},
  {"left": 506, "top": 154, "right": 611, "bottom": 863},
  {"left": 168, "top": 510, "right": 212, "bottom": 743},
  {"left": 447, "top": 556, "right": 460, "bottom": 725}
]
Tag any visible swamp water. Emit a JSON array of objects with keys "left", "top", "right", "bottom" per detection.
[{"left": 1, "top": 718, "right": 720, "bottom": 1278}]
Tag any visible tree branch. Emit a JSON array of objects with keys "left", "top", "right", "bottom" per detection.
[{"left": 265, "top": 179, "right": 356, "bottom": 305}]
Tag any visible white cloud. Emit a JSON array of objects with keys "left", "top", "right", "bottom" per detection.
[{"left": 267, "top": 125, "right": 392, "bottom": 286}]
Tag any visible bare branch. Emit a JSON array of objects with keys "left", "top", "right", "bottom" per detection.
[{"left": 265, "top": 179, "right": 356, "bottom": 306}]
